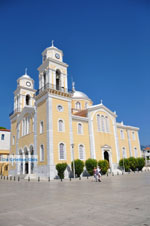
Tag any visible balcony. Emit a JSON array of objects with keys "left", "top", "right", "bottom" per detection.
[
  {"left": 9, "top": 108, "right": 21, "bottom": 117},
  {"left": 35, "top": 83, "right": 72, "bottom": 96}
]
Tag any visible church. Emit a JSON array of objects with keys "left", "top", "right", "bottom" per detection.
[{"left": 9, "top": 43, "right": 141, "bottom": 178}]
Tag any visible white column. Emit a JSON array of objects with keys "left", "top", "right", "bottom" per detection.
[
  {"left": 28, "top": 151, "right": 31, "bottom": 175},
  {"left": 127, "top": 130, "right": 132, "bottom": 156},
  {"left": 88, "top": 112, "right": 96, "bottom": 159},
  {"left": 113, "top": 118, "right": 120, "bottom": 163}
]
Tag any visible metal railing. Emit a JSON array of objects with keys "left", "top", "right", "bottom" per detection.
[{"left": 36, "top": 83, "right": 72, "bottom": 96}]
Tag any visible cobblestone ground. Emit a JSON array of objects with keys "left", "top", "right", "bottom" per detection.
[{"left": 0, "top": 172, "right": 150, "bottom": 226}]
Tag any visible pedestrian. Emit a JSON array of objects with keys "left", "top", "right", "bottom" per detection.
[
  {"left": 97, "top": 166, "right": 102, "bottom": 182},
  {"left": 93, "top": 167, "right": 97, "bottom": 182}
]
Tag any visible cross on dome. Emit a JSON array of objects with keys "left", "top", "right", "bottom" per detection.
[
  {"left": 51, "top": 40, "right": 54, "bottom": 47},
  {"left": 25, "top": 68, "right": 28, "bottom": 75}
]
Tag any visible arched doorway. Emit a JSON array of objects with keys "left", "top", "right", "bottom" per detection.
[
  {"left": 24, "top": 148, "right": 28, "bottom": 174},
  {"left": 56, "top": 69, "right": 61, "bottom": 90},
  {"left": 104, "top": 151, "right": 109, "bottom": 163},
  {"left": 30, "top": 145, "right": 34, "bottom": 174}
]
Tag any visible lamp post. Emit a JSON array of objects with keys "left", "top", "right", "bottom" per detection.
[
  {"left": 123, "top": 149, "right": 125, "bottom": 172},
  {"left": 71, "top": 144, "right": 75, "bottom": 179}
]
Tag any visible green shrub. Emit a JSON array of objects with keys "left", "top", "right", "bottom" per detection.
[
  {"left": 71, "top": 159, "right": 84, "bottom": 177},
  {"left": 85, "top": 159, "right": 97, "bottom": 175},
  {"left": 56, "top": 163, "right": 67, "bottom": 179},
  {"left": 119, "top": 158, "right": 130, "bottom": 172},
  {"left": 98, "top": 160, "right": 109, "bottom": 175},
  {"left": 128, "top": 157, "right": 137, "bottom": 171},
  {"left": 0, "top": 127, "right": 6, "bottom": 129},
  {"left": 136, "top": 157, "right": 145, "bottom": 171}
]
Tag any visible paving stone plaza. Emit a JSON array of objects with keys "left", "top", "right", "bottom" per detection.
[{"left": 0, "top": 172, "right": 150, "bottom": 226}]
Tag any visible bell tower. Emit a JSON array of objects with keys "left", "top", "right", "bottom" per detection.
[
  {"left": 13, "top": 70, "right": 35, "bottom": 114},
  {"left": 37, "top": 41, "right": 68, "bottom": 93}
]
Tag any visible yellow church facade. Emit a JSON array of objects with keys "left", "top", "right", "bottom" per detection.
[{"left": 9, "top": 43, "right": 141, "bottom": 178}]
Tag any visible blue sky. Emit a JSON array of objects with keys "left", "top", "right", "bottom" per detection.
[{"left": 0, "top": 0, "right": 149, "bottom": 145}]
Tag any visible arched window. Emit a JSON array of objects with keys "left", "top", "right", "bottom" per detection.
[
  {"left": 101, "top": 115, "right": 105, "bottom": 132},
  {"left": 85, "top": 102, "right": 88, "bottom": 109},
  {"left": 132, "top": 131, "right": 136, "bottom": 140},
  {"left": 76, "top": 102, "right": 81, "bottom": 110},
  {"left": 97, "top": 114, "right": 101, "bottom": 131},
  {"left": 1, "top": 134, "right": 5, "bottom": 140},
  {"left": 58, "top": 120, "right": 64, "bottom": 132},
  {"left": 122, "top": 147, "right": 126, "bottom": 158},
  {"left": 43, "top": 71, "right": 46, "bottom": 87},
  {"left": 79, "top": 144, "right": 85, "bottom": 160},
  {"left": 59, "top": 143, "right": 65, "bottom": 160},
  {"left": 78, "top": 123, "right": 83, "bottom": 134},
  {"left": 56, "top": 69, "right": 61, "bottom": 90},
  {"left": 40, "top": 145, "right": 44, "bottom": 161},
  {"left": 105, "top": 116, "right": 109, "bottom": 133},
  {"left": 120, "top": 130, "right": 124, "bottom": 139},
  {"left": 40, "top": 121, "right": 44, "bottom": 134},
  {"left": 26, "top": 95, "right": 30, "bottom": 106},
  {"left": 134, "top": 147, "right": 138, "bottom": 158}
]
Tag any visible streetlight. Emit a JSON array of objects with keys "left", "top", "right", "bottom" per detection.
[
  {"left": 71, "top": 144, "right": 75, "bottom": 179},
  {"left": 123, "top": 149, "right": 125, "bottom": 173}
]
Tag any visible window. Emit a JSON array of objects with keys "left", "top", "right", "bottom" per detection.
[
  {"left": 12, "top": 136, "right": 15, "bottom": 145},
  {"left": 134, "top": 147, "right": 138, "bottom": 158},
  {"left": 85, "top": 102, "right": 88, "bottom": 109},
  {"left": 58, "top": 120, "right": 64, "bottom": 132},
  {"left": 79, "top": 144, "right": 85, "bottom": 160},
  {"left": 59, "top": 143, "right": 65, "bottom": 160},
  {"left": 40, "top": 145, "right": 44, "bottom": 161},
  {"left": 78, "top": 123, "right": 83, "bottom": 134},
  {"left": 132, "top": 131, "right": 136, "bottom": 140},
  {"left": 97, "top": 114, "right": 101, "bottom": 131},
  {"left": 122, "top": 147, "right": 126, "bottom": 158},
  {"left": 40, "top": 121, "right": 44, "bottom": 134},
  {"left": 26, "top": 95, "right": 30, "bottom": 106},
  {"left": 76, "top": 102, "right": 81, "bottom": 110},
  {"left": 101, "top": 115, "right": 105, "bottom": 132},
  {"left": 105, "top": 116, "right": 109, "bottom": 133},
  {"left": 22, "top": 117, "right": 30, "bottom": 136},
  {"left": 120, "top": 130, "right": 124, "bottom": 139},
  {"left": 1, "top": 134, "right": 5, "bottom": 140}
]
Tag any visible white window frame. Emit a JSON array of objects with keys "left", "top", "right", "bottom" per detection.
[
  {"left": 120, "top": 129, "right": 124, "bottom": 139},
  {"left": 58, "top": 142, "right": 66, "bottom": 160},
  {"left": 132, "top": 131, "right": 136, "bottom": 140},
  {"left": 122, "top": 147, "right": 127, "bottom": 158},
  {"left": 58, "top": 119, "right": 65, "bottom": 132},
  {"left": 40, "top": 121, "right": 44, "bottom": 134},
  {"left": 97, "top": 114, "right": 101, "bottom": 132},
  {"left": 40, "top": 144, "right": 44, "bottom": 162},
  {"left": 77, "top": 122, "right": 83, "bottom": 135},
  {"left": 76, "top": 101, "right": 81, "bottom": 110},
  {"left": 101, "top": 115, "right": 105, "bottom": 132},
  {"left": 134, "top": 147, "right": 138, "bottom": 158},
  {"left": 105, "top": 116, "right": 110, "bottom": 133},
  {"left": 1, "top": 134, "right": 5, "bottom": 141},
  {"left": 78, "top": 144, "right": 85, "bottom": 160}
]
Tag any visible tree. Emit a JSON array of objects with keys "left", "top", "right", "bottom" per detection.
[
  {"left": 98, "top": 160, "right": 109, "bottom": 175},
  {"left": 128, "top": 157, "right": 138, "bottom": 171},
  {"left": 56, "top": 163, "right": 67, "bottom": 179},
  {"left": 85, "top": 159, "right": 97, "bottom": 175},
  {"left": 71, "top": 159, "right": 84, "bottom": 177},
  {"left": 119, "top": 158, "right": 130, "bottom": 172},
  {"left": 136, "top": 157, "right": 145, "bottom": 171}
]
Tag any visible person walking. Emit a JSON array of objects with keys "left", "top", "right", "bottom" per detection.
[
  {"left": 93, "top": 167, "right": 97, "bottom": 182},
  {"left": 97, "top": 166, "right": 102, "bottom": 182}
]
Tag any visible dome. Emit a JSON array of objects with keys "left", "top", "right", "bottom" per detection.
[{"left": 72, "top": 90, "right": 90, "bottom": 100}]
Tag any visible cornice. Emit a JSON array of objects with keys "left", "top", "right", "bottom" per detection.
[
  {"left": 72, "top": 115, "right": 88, "bottom": 122},
  {"left": 116, "top": 123, "right": 139, "bottom": 131},
  {"left": 88, "top": 104, "right": 117, "bottom": 118}
]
